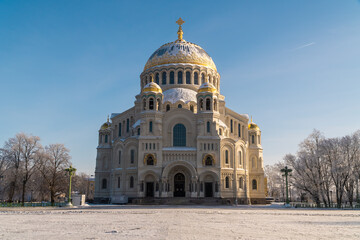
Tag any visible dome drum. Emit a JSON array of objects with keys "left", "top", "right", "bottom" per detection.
[{"left": 140, "top": 66, "right": 220, "bottom": 93}]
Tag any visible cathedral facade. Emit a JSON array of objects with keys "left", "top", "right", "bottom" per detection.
[{"left": 94, "top": 19, "right": 266, "bottom": 204}]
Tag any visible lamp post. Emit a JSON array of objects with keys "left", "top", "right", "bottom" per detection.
[
  {"left": 0, "top": 175, "right": 3, "bottom": 202},
  {"left": 280, "top": 166, "right": 292, "bottom": 206},
  {"left": 330, "top": 190, "right": 333, "bottom": 207},
  {"left": 65, "top": 166, "right": 77, "bottom": 207}
]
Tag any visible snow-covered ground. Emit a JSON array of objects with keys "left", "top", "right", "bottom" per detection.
[{"left": 0, "top": 204, "right": 359, "bottom": 240}]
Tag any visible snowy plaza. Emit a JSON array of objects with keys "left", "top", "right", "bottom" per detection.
[{"left": 1, "top": 205, "right": 359, "bottom": 239}]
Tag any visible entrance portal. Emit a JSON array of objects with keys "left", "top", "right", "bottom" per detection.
[
  {"left": 174, "top": 173, "right": 185, "bottom": 197},
  {"left": 146, "top": 182, "right": 154, "bottom": 197},
  {"left": 205, "top": 182, "right": 213, "bottom": 197}
]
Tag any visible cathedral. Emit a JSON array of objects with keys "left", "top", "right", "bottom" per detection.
[{"left": 94, "top": 19, "right": 266, "bottom": 204}]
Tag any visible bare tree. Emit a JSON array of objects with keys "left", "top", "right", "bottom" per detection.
[
  {"left": 264, "top": 162, "right": 285, "bottom": 200},
  {"left": 342, "top": 132, "right": 360, "bottom": 207},
  {"left": 0, "top": 148, "right": 10, "bottom": 200},
  {"left": 285, "top": 130, "right": 329, "bottom": 207},
  {"left": 3, "top": 134, "right": 24, "bottom": 202},
  {"left": 38, "top": 144, "right": 71, "bottom": 205},
  {"left": 18, "top": 133, "right": 42, "bottom": 205},
  {"left": 72, "top": 172, "right": 90, "bottom": 195}
]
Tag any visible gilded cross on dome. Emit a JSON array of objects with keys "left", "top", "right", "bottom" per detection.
[
  {"left": 176, "top": 18, "right": 185, "bottom": 41},
  {"left": 176, "top": 17, "right": 185, "bottom": 26}
]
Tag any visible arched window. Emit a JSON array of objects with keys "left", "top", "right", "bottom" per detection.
[
  {"left": 252, "top": 135, "right": 255, "bottom": 144},
  {"left": 219, "top": 128, "right": 222, "bottom": 136},
  {"left": 177, "top": 71, "right": 183, "bottom": 84},
  {"left": 99, "top": 134, "right": 102, "bottom": 143},
  {"left": 118, "top": 123, "right": 122, "bottom": 137},
  {"left": 239, "top": 151, "right": 242, "bottom": 165},
  {"left": 199, "top": 98, "right": 203, "bottom": 111},
  {"left": 205, "top": 156, "right": 213, "bottom": 166},
  {"left": 146, "top": 155, "right": 154, "bottom": 165},
  {"left": 252, "top": 157, "right": 256, "bottom": 168},
  {"left": 225, "top": 177, "right": 229, "bottom": 188},
  {"left": 194, "top": 72, "right": 199, "bottom": 85},
  {"left": 239, "top": 177, "right": 243, "bottom": 189},
  {"left": 117, "top": 177, "right": 121, "bottom": 188},
  {"left": 149, "top": 121, "right": 153, "bottom": 132},
  {"left": 252, "top": 179, "right": 257, "bottom": 190},
  {"left": 130, "top": 176, "right": 134, "bottom": 188},
  {"left": 142, "top": 99, "right": 147, "bottom": 110},
  {"left": 157, "top": 98, "right": 161, "bottom": 110},
  {"left": 238, "top": 124, "right": 241, "bottom": 137},
  {"left": 166, "top": 104, "right": 170, "bottom": 112},
  {"left": 155, "top": 73, "right": 159, "bottom": 84},
  {"left": 149, "top": 98, "right": 154, "bottom": 110},
  {"left": 173, "top": 123, "right": 186, "bottom": 147},
  {"left": 208, "top": 76, "right": 211, "bottom": 83},
  {"left": 225, "top": 150, "right": 229, "bottom": 164},
  {"left": 190, "top": 105, "right": 194, "bottom": 112},
  {"left": 207, "top": 121, "right": 210, "bottom": 133},
  {"left": 214, "top": 99, "right": 217, "bottom": 111},
  {"left": 178, "top": 104, "right": 182, "bottom": 109},
  {"left": 118, "top": 150, "right": 122, "bottom": 164},
  {"left": 201, "top": 73, "right": 205, "bottom": 84},
  {"left": 126, "top": 118, "right": 129, "bottom": 132},
  {"left": 162, "top": 72, "right": 167, "bottom": 85},
  {"left": 102, "top": 179, "right": 107, "bottom": 189},
  {"left": 137, "top": 128, "right": 140, "bottom": 135},
  {"left": 130, "top": 149, "right": 135, "bottom": 164},
  {"left": 170, "top": 71, "right": 174, "bottom": 84},
  {"left": 206, "top": 98, "right": 211, "bottom": 110},
  {"left": 105, "top": 135, "right": 108, "bottom": 143},
  {"left": 230, "top": 119, "right": 233, "bottom": 133},
  {"left": 186, "top": 71, "right": 190, "bottom": 84}
]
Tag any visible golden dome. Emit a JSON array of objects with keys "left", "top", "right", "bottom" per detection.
[
  {"left": 100, "top": 122, "right": 110, "bottom": 130},
  {"left": 198, "top": 82, "right": 217, "bottom": 93},
  {"left": 144, "top": 40, "right": 217, "bottom": 71},
  {"left": 143, "top": 82, "right": 162, "bottom": 93},
  {"left": 100, "top": 116, "right": 111, "bottom": 130},
  {"left": 248, "top": 117, "right": 260, "bottom": 130}
]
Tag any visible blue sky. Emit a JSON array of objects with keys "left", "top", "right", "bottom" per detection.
[{"left": 1, "top": 0, "right": 360, "bottom": 174}]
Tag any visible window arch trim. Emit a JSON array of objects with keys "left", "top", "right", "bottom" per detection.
[
  {"left": 143, "top": 153, "right": 157, "bottom": 165},
  {"left": 202, "top": 154, "right": 215, "bottom": 166}
]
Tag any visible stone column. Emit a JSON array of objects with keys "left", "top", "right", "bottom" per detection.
[{"left": 161, "top": 179, "right": 168, "bottom": 198}]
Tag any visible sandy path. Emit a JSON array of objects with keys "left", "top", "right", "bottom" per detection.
[{"left": 0, "top": 205, "right": 359, "bottom": 239}]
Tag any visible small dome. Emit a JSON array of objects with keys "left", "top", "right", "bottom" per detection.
[
  {"left": 143, "top": 82, "right": 162, "bottom": 93},
  {"left": 144, "top": 40, "right": 217, "bottom": 71},
  {"left": 248, "top": 117, "right": 260, "bottom": 131},
  {"left": 100, "top": 122, "right": 110, "bottom": 130},
  {"left": 100, "top": 116, "right": 111, "bottom": 130},
  {"left": 198, "top": 82, "right": 217, "bottom": 93}
]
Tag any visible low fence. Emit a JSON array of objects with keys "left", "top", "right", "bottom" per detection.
[
  {"left": 290, "top": 202, "right": 360, "bottom": 209},
  {"left": 0, "top": 202, "right": 67, "bottom": 207}
]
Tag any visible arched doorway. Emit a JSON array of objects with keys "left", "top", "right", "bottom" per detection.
[
  {"left": 144, "top": 174, "right": 156, "bottom": 197},
  {"left": 174, "top": 173, "right": 185, "bottom": 197},
  {"left": 205, "top": 182, "right": 213, "bottom": 197}
]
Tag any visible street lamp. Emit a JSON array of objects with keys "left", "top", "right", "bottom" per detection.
[
  {"left": 330, "top": 190, "right": 333, "bottom": 206},
  {"left": 280, "top": 166, "right": 292, "bottom": 206},
  {"left": 65, "top": 166, "right": 77, "bottom": 207}
]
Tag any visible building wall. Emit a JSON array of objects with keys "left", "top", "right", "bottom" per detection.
[{"left": 95, "top": 64, "right": 266, "bottom": 204}]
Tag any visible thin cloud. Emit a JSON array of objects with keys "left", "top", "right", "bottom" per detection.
[{"left": 292, "top": 42, "right": 316, "bottom": 51}]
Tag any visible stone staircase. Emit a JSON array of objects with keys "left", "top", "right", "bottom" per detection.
[{"left": 132, "top": 197, "right": 222, "bottom": 205}]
